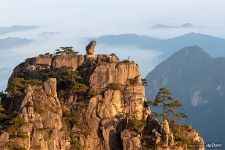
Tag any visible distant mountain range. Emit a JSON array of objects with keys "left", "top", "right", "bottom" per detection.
[
  {"left": 96, "top": 32, "right": 225, "bottom": 57},
  {"left": 145, "top": 46, "right": 225, "bottom": 146},
  {"left": 0, "top": 37, "right": 32, "bottom": 50},
  {"left": 0, "top": 25, "right": 37, "bottom": 35},
  {"left": 151, "top": 23, "right": 197, "bottom": 29}
]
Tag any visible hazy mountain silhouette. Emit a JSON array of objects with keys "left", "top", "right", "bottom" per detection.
[
  {"left": 0, "top": 37, "right": 33, "bottom": 50},
  {"left": 145, "top": 46, "right": 225, "bottom": 146},
  {"left": 0, "top": 25, "right": 37, "bottom": 35},
  {"left": 96, "top": 32, "right": 225, "bottom": 57},
  {"left": 151, "top": 23, "right": 195, "bottom": 29}
]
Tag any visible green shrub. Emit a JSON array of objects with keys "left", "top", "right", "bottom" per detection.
[
  {"left": 110, "top": 53, "right": 117, "bottom": 57},
  {"left": 120, "top": 59, "right": 130, "bottom": 64},
  {"left": 107, "top": 83, "right": 122, "bottom": 90},
  {"left": 64, "top": 112, "right": 91, "bottom": 137},
  {"left": 71, "top": 83, "right": 89, "bottom": 93},
  {"left": 141, "top": 78, "right": 148, "bottom": 86},
  {"left": 70, "top": 135, "right": 81, "bottom": 150},
  {"left": 6, "top": 78, "right": 42, "bottom": 98},
  {"left": 58, "top": 90, "right": 66, "bottom": 97},
  {"left": 128, "top": 119, "right": 145, "bottom": 130},
  {"left": 143, "top": 101, "right": 149, "bottom": 108},
  {"left": 33, "top": 101, "right": 44, "bottom": 114},
  {"left": 44, "top": 52, "right": 52, "bottom": 56},
  {"left": 175, "top": 132, "right": 192, "bottom": 146},
  {"left": 9, "top": 130, "right": 29, "bottom": 139},
  {"left": 37, "top": 64, "right": 50, "bottom": 69},
  {"left": 65, "top": 112, "right": 80, "bottom": 128},
  {"left": 7, "top": 116, "right": 26, "bottom": 134},
  {"left": 39, "top": 52, "right": 52, "bottom": 57},
  {"left": 169, "top": 122, "right": 193, "bottom": 145},
  {"left": 0, "top": 104, "right": 9, "bottom": 122},
  {"left": 87, "top": 88, "right": 98, "bottom": 98},
  {"left": 9, "top": 142, "right": 27, "bottom": 150},
  {"left": 42, "top": 68, "right": 89, "bottom": 94},
  {"left": 110, "top": 53, "right": 119, "bottom": 62},
  {"left": 81, "top": 125, "right": 91, "bottom": 137},
  {"left": 127, "top": 78, "right": 135, "bottom": 85}
]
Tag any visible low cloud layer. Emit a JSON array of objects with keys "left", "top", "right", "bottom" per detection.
[
  {"left": 0, "top": 36, "right": 163, "bottom": 91},
  {"left": 1, "top": 0, "right": 225, "bottom": 90}
]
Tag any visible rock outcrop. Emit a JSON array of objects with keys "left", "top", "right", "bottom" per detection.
[
  {"left": 160, "top": 119, "right": 174, "bottom": 147},
  {"left": 86, "top": 41, "right": 96, "bottom": 55},
  {"left": 85, "top": 41, "right": 97, "bottom": 60},
  {"left": 0, "top": 41, "right": 204, "bottom": 150}
]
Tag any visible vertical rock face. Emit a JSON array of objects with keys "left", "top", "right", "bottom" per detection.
[
  {"left": 17, "top": 78, "right": 65, "bottom": 150},
  {"left": 121, "top": 130, "right": 141, "bottom": 150},
  {"left": 160, "top": 120, "right": 174, "bottom": 147},
  {"left": 0, "top": 41, "right": 204, "bottom": 150},
  {"left": 89, "top": 63, "right": 140, "bottom": 92},
  {"left": 52, "top": 55, "right": 85, "bottom": 71}
]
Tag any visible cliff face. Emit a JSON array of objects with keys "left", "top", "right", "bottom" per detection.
[{"left": 0, "top": 41, "right": 204, "bottom": 150}]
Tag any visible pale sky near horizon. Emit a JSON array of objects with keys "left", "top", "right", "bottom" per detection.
[{"left": 1, "top": 0, "right": 225, "bottom": 37}]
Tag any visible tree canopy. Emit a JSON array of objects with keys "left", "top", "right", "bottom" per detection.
[
  {"left": 149, "top": 87, "right": 187, "bottom": 123},
  {"left": 55, "top": 47, "right": 79, "bottom": 55}
]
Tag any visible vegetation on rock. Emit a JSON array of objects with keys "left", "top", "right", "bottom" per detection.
[
  {"left": 0, "top": 42, "right": 204, "bottom": 150},
  {"left": 87, "top": 88, "right": 98, "bottom": 98},
  {"left": 120, "top": 59, "right": 130, "bottom": 64},
  {"left": 149, "top": 87, "right": 187, "bottom": 122},
  {"left": 6, "top": 77, "right": 42, "bottom": 98},
  {"left": 0, "top": 103, "right": 8, "bottom": 125},
  {"left": 8, "top": 143, "right": 27, "bottom": 150},
  {"left": 107, "top": 83, "right": 122, "bottom": 90},
  {"left": 42, "top": 67, "right": 90, "bottom": 98},
  {"left": 148, "top": 87, "right": 197, "bottom": 148},
  {"left": 55, "top": 47, "right": 79, "bottom": 55},
  {"left": 7, "top": 116, "right": 27, "bottom": 138},
  {"left": 128, "top": 119, "right": 145, "bottom": 131},
  {"left": 170, "top": 122, "right": 193, "bottom": 145}
]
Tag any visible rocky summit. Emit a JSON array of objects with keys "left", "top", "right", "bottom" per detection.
[{"left": 0, "top": 41, "right": 204, "bottom": 150}]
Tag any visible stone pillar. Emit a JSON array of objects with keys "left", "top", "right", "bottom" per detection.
[{"left": 85, "top": 41, "right": 97, "bottom": 60}]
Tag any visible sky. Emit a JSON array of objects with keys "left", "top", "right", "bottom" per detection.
[
  {"left": 1, "top": 0, "right": 225, "bottom": 37},
  {"left": 1, "top": 0, "right": 225, "bottom": 91}
]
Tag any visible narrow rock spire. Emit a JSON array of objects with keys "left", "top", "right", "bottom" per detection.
[{"left": 86, "top": 40, "right": 96, "bottom": 55}]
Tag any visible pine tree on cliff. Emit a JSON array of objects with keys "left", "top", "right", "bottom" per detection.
[
  {"left": 55, "top": 47, "right": 79, "bottom": 55},
  {"left": 149, "top": 87, "right": 187, "bottom": 123}
]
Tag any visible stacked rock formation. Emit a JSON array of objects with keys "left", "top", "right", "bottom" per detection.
[{"left": 0, "top": 41, "right": 204, "bottom": 150}]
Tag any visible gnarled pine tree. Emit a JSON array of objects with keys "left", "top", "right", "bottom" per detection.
[{"left": 149, "top": 87, "right": 187, "bottom": 123}]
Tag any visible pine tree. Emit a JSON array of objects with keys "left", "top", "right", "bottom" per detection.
[
  {"left": 149, "top": 87, "right": 187, "bottom": 123},
  {"left": 55, "top": 47, "right": 79, "bottom": 55}
]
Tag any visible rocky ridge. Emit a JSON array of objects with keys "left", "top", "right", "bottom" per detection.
[{"left": 0, "top": 41, "right": 204, "bottom": 150}]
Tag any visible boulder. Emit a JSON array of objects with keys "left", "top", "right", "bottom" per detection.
[
  {"left": 86, "top": 40, "right": 97, "bottom": 55},
  {"left": 121, "top": 130, "right": 141, "bottom": 150},
  {"left": 0, "top": 132, "right": 9, "bottom": 142}
]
